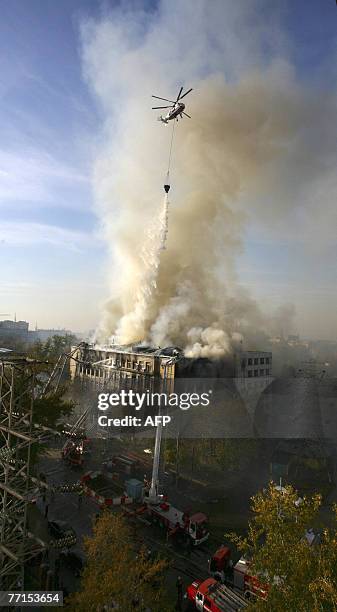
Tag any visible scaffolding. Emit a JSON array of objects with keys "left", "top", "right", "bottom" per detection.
[{"left": 0, "top": 356, "right": 45, "bottom": 590}]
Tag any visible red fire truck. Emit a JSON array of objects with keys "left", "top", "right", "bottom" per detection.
[
  {"left": 209, "top": 546, "right": 268, "bottom": 600},
  {"left": 186, "top": 578, "right": 248, "bottom": 611},
  {"left": 146, "top": 500, "right": 209, "bottom": 546}
]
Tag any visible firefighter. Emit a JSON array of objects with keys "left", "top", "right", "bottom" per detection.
[
  {"left": 131, "top": 595, "right": 140, "bottom": 607},
  {"left": 175, "top": 575, "right": 183, "bottom": 611}
]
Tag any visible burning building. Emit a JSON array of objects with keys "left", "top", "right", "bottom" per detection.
[
  {"left": 71, "top": 343, "right": 272, "bottom": 382},
  {"left": 70, "top": 343, "right": 181, "bottom": 381}
]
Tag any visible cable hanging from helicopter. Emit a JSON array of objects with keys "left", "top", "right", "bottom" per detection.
[
  {"left": 164, "top": 121, "right": 175, "bottom": 194},
  {"left": 152, "top": 86, "right": 193, "bottom": 193}
]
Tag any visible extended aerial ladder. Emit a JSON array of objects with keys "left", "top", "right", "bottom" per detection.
[
  {"left": 40, "top": 342, "right": 86, "bottom": 397},
  {"left": 148, "top": 354, "right": 182, "bottom": 504}
]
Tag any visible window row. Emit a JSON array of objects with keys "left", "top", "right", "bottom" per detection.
[
  {"left": 247, "top": 357, "right": 270, "bottom": 366},
  {"left": 247, "top": 369, "right": 270, "bottom": 377},
  {"left": 112, "top": 359, "right": 152, "bottom": 372}
]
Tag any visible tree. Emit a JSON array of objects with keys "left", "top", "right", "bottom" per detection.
[
  {"left": 27, "top": 334, "right": 77, "bottom": 438},
  {"left": 13, "top": 337, "right": 77, "bottom": 464},
  {"left": 29, "top": 333, "right": 78, "bottom": 369},
  {"left": 66, "top": 511, "right": 170, "bottom": 611},
  {"left": 164, "top": 439, "right": 259, "bottom": 475},
  {"left": 30, "top": 388, "right": 75, "bottom": 465},
  {"left": 228, "top": 483, "right": 337, "bottom": 611},
  {"left": 214, "top": 439, "right": 258, "bottom": 472}
]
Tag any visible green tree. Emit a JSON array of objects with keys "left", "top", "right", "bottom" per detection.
[
  {"left": 164, "top": 439, "right": 259, "bottom": 474},
  {"left": 11, "top": 339, "right": 76, "bottom": 464},
  {"left": 27, "top": 334, "right": 78, "bottom": 439},
  {"left": 67, "top": 512, "right": 170, "bottom": 611},
  {"left": 228, "top": 482, "right": 337, "bottom": 611},
  {"left": 214, "top": 439, "right": 258, "bottom": 472},
  {"left": 29, "top": 333, "right": 78, "bottom": 363},
  {"left": 30, "top": 388, "right": 75, "bottom": 464}
]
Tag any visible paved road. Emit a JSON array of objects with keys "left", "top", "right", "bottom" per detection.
[{"left": 36, "top": 441, "right": 213, "bottom": 606}]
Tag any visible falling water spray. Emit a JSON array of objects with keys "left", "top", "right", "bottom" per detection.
[{"left": 115, "top": 195, "right": 170, "bottom": 343}]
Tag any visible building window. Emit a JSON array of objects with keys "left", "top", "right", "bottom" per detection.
[
  {"left": 260, "top": 369, "right": 264, "bottom": 376},
  {"left": 266, "top": 358, "right": 270, "bottom": 364},
  {"left": 254, "top": 370, "right": 258, "bottom": 377},
  {"left": 266, "top": 369, "right": 270, "bottom": 375},
  {"left": 254, "top": 358, "right": 258, "bottom": 365},
  {"left": 248, "top": 358, "right": 252, "bottom": 365},
  {"left": 145, "top": 362, "right": 150, "bottom": 372},
  {"left": 248, "top": 370, "right": 252, "bottom": 378},
  {"left": 260, "top": 358, "right": 264, "bottom": 364}
]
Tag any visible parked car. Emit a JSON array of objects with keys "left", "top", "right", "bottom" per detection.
[{"left": 48, "top": 519, "right": 76, "bottom": 541}]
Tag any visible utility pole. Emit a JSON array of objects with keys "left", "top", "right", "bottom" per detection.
[{"left": 175, "top": 431, "right": 180, "bottom": 488}]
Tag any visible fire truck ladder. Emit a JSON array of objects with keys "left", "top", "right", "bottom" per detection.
[
  {"left": 41, "top": 342, "right": 86, "bottom": 397},
  {"left": 209, "top": 582, "right": 248, "bottom": 611},
  {"left": 149, "top": 355, "right": 182, "bottom": 503}
]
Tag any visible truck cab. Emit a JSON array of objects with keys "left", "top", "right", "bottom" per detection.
[
  {"left": 208, "top": 548, "right": 269, "bottom": 602},
  {"left": 188, "top": 512, "right": 209, "bottom": 545},
  {"left": 209, "top": 545, "right": 232, "bottom": 581},
  {"left": 187, "top": 580, "right": 214, "bottom": 611}
]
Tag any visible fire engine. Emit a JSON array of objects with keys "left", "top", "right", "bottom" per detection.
[
  {"left": 146, "top": 499, "right": 209, "bottom": 546},
  {"left": 140, "top": 355, "right": 209, "bottom": 546},
  {"left": 209, "top": 546, "right": 268, "bottom": 600},
  {"left": 186, "top": 578, "right": 248, "bottom": 611}
]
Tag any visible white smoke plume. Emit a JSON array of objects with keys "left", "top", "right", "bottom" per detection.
[{"left": 81, "top": 1, "right": 337, "bottom": 354}]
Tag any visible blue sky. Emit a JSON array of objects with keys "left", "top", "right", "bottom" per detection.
[
  {"left": 0, "top": 0, "right": 336, "bottom": 336},
  {"left": 0, "top": 0, "right": 105, "bottom": 330}
]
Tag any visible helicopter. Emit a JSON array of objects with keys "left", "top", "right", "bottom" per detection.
[{"left": 152, "top": 86, "right": 193, "bottom": 124}]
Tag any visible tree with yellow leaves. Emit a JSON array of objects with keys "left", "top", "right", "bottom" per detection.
[
  {"left": 228, "top": 482, "right": 337, "bottom": 612},
  {"left": 66, "top": 511, "right": 170, "bottom": 611}
]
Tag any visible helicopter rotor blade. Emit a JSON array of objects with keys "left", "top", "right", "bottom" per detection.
[
  {"left": 176, "top": 86, "right": 184, "bottom": 101},
  {"left": 152, "top": 106, "right": 171, "bottom": 109},
  {"left": 152, "top": 95, "right": 175, "bottom": 103},
  {"left": 179, "top": 88, "right": 193, "bottom": 100},
  {"left": 182, "top": 112, "right": 191, "bottom": 118}
]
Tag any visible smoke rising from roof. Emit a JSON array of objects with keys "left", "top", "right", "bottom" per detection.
[{"left": 81, "top": 1, "right": 337, "bottom": 353}]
